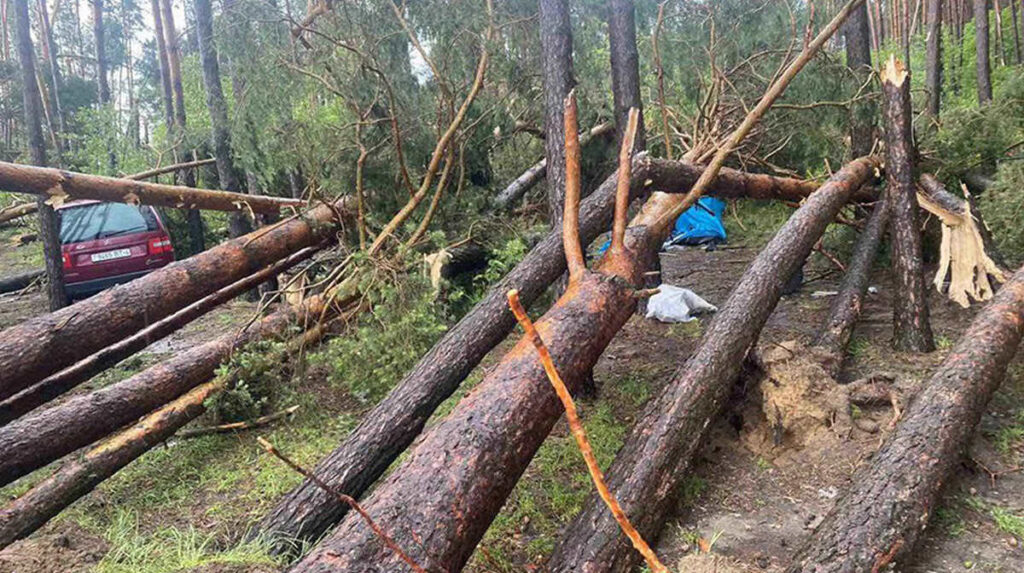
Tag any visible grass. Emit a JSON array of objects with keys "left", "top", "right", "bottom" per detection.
[{"left": 992, "top": 408, "right": 1024, "bottom": 460}]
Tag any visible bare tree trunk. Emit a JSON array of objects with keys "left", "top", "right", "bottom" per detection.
[
  {"left": 159, "top": 0, "right": 204, "bottom": 252},
  {"left": 994, "top": 0, "right": 1007, "bottom": 64},
  {"left": 846, "top": 1, "right": 875, "bottom": 157},
  {"left": 975, "top": 0, "right": 993, "bottom": 103},
  {"left": 150, "top": 0, "right": 173, "bottom": 130},
  {"left": 36, "top": 0, "right": 64, "bottom": 146},
  {"left": 1011, "top": 0, "right": 1022, "bottom": 62},
  {"left": 789, "top": 265, "right": 1024, "bottom": 572},
  {"left": 926, "top": 0, "right": 943, "bottom": 115},
  {"left": 91, "top": 0, "right": 109, "bottom": 103},
  {"left": 607, "top": 0, "right": 645, "bottom": 151},
  {"left": 538, "top": 0, "right": 573, "bottom": 229},
  {"left": 13, "top": 0, "right": 66, "bottom": 311},
  {"left": 882, "top": 57, "right": 935, "bottom": 352},
  {"left": 194, "top": 0, "right": 251, "bottom": 240}
]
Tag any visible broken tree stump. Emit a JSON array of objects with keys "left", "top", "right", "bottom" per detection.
[
  {"left": 881, "top": 56, "right": 934, "bottom": 352},
  {"left": 0, "top": 247, "right": 320, "bottom": 426},
  {"left": 0, "top": 199, "right": 350, "bottom": 400},
  {"left": 0, "top": 160, "right": 302, "bottom": 213},
  {"left": 788, "top": 263, "right": 1024, "bottom": 573},
  {"left": 253, "top": 155, "right": 826, "bottom": 551},
  {"left": 0, "top": 269, "right": 44, "bottom": 294},
  {"left": 917, "top": 173, "right": 1006, "bottom": 307},
  {"left": 0, "top": 289, "right": 354, "bottom": 487},
  {"left": 546, "top": 157, "right": 880, "bottom": 573},
  {"left": 813, "top": 196, "right": 890, "bottom": 375}
]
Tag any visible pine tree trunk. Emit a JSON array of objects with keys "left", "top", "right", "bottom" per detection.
[
  {"left": 607, "top": 0, "right": 645, "bottom": 151},
  {"left": 546, "top": 157, "right": 880, "bottom": 573},
  {"left": 845, "top": 1, "right": 875, "bottom": 157},
  {"left": 975, "top": 0, "right": 994, "bottom": 103},
  {"left": 194, "top": 0, "right": 251, "bottom": 240},
  {"left": 539, "top": 0, "right": 573, "bottom": 229},
  {"left": 13, "top": 0, "right": 66, "bottom": 311},
  {"left": 91, "top": 0, "right": 109, "bottom": 104},
  {"left": 150, "top": 0, "right": 173, "bottom": 132},
  {"left": 788, "top": 264, "right": 1024, "bottom": 573},
  {"left": 926, "top": 0, "right": 943, "bottom": 115},
  {"left": 882, "top": 57, "right": 935, "bottom": 352}
]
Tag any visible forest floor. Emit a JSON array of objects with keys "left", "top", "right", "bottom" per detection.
[{"left": 0, "top": 207, "right": 1022, "bottom": 573}]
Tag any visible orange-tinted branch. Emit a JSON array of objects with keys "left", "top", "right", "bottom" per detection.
[
  {"left": 506, "top": 290, "right": 669, "bottom": 573},
  {"left": 563, "top": 91, "right": 585, "bottom": 282},
  {"left": 610, "top": 108, "right": 640, "bottom": 256}
]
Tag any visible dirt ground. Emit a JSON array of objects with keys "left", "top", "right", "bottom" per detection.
[{"left": 0, "top": 231, "right": 1022, "bottom": 572}]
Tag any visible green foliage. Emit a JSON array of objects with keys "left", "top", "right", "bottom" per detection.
[
  {"left": 213, "top": 339, "right": 292, "bottom": 423},
  {"left": 979, "top": 161, "right": 1024, "bottom": 266},
  {"left": 311, "top": 275, "right": 448, "bottom": 403}
]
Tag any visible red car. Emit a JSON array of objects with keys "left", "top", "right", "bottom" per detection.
[{"left": 58, "top": 200, "right": 175, "bottom": 298}]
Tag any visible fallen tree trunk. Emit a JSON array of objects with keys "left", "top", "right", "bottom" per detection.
[
  {"left": 492, "top": 122, "right": 613, "bottom": 210},
  {"left": 289, "top": 103, "right": 654, "bottom": 572},
  {"left": 0, "top": 269, "right": 44, "bottom": 294},
  {"left": 0, "top": 202, "right": 36, "bottom": 225},
  {"left": 788, "top": 264, "right": 1024, "bottom": 573},
  {"left": 0, "top": 288, "right": 353, "bottom": 487},
  {"left": 813, "top": 196, "right": 890, "bottom": 375},
  {"left": 0, "top": 161, "right": 303, "bottom": 213},
  {"left": 546, "top": 157, "right": 880, "bottom": 573},
  {"left": 254, "top": 155, "right": 824, "bottom": 551},
  {"left": 0, "top": 247, "right": 319, "bottom": 426},
  {"left": 0, "top": 312, "right": 342, "bottom": 550},
  {"left": 0, "top": 199, "right": 350, "bottom": 400}
]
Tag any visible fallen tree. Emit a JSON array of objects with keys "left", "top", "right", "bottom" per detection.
[
  {"left": 0, "top": 285, "right": 357, "bottom": 487},
  {"left": 547, "top": 157, "right": 880, "bottom": 573},
  {"left": 787, "top": 263, "right": 1024, "bottom": 573},
  {"left": 0, "top": 246, "right": 320, "bottom": 426},
  {"left": 0, "top": 269, "right": 44, "bottom": 294},
  {"left": 0, "top": 199, "right": 351, "bottom": 400},
  {"left": 123, "top": 157, "right": 216, "bottom": 181},
  {"left": 0, "top": 160, "right": 302, "bottom": 213},
  {"left": 254, "top": 155, "right": 825, "bottom": 551},
  {"left": 492, "top": 121, "right": 613, "bottom": 210},
  {"left": 288, "top": 99, "right": 654, "bottom": 572},
  {"left": 0, "top": 202, "right": 36, "bottom": 225},
  {"left": 0, "top": 308, "right": 348, "bottom": 549}
]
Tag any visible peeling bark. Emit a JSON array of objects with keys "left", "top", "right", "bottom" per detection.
[{"left": 789, "top": 264, "right": 1024, "bottom": 573}]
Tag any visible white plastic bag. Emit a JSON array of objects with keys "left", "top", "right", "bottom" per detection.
[{"left": 644, "top": 284, "right": 717, "bottom": 323}]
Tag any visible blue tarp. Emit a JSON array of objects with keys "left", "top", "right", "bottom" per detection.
[
  {"left": 597, "top": 196, "right": 727, "bottom": 255},
  {"left": 664, "top": 197, "right": 727, "bottom": 247}
]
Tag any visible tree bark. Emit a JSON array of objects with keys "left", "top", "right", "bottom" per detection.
[
  {"left": 13, "top": 0, "right": 67, "bottom": 311},
  {"left": 0, "top": 161, "right": 302, "bottom": 212},
  {"left": 607, "top": 0, "right": 645, "bottom": 151},
  {"left": 814, "top": 196, "right": 890, "bottom": 375},
  {"left": 788, "top": 264, "right": 1024, "bottom": 573},
  {"left": 882, "top": 57, "right": 935, "bottom": 352},
  {"left": 91, "top": 0, "right": 109, "bottom": 104},
  {"left": 538, "top": 0, "right": 574, "bottom": 228},
  {"left": 36, "top": 0, "right": 65, "bottom": 145},
  {"left": 493, "top": 122, "right": 613, "bottom": 210},
  {"left": 0, "top": 247, "right": 318, "bottom": 426},
  {"left": 919, "top": 172, "right": 1007, "bottom": 268},
  {"left": 975, "top": 0, "right": 993, "bottom": 103},
  {"left": 194, "top": 0, "right": 251, "bottom": 240},
  {"left": 159, "top": 0, "right": 204, "bottom": 252},
  {"left": 149, "top": 0, "right": 174, "bottom": 136},
  {"left": 1011, "top": 0, "right": 1022, "bottom": 62},
  {"left": 0, "top": 198, "right": 349, "bottom": 400},
  {"left": 545, "top": 157, "right": 880, "bottom": 573},
  {"left": 253, "top": 157, "right": 825, "bottom": 553},
  {"left": 0, "top": 289, "right": 350, "bottom": 487},
  {"left": 845, "top": 1, "right": 875, "bottom": 158},
  {"left": 926, "top": 0, "right": 943, "bottom": 115}
]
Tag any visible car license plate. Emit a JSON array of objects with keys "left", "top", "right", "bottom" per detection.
[{"left": 91, "top": 248, "right": 132, "bottom": 263}]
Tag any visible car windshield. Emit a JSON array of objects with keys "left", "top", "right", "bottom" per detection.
[{"left": 59, "top": 203, "right": 158, "bottom": 244}]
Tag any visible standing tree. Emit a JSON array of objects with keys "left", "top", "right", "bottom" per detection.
[
  {"left": 882, "top": 56, "right": 935, "bottom": 352},
  {"left": 607, "top": 0, "right": 645, "bottom": 150},
  {"left": 926, "top": 0, "right": 943, "bottom": 115},
  {"left": 845, "top": 0, "right": 874, "bottom": 156},
  {"left": 150, "top": 0, "right": 174, "bottom": 130},
  {"left": 975, "top": 0, "right": 993, "bottom": 103},
  {"left": 194, "top": 0, "right": 251, "bottom": 240},
  {"left": 159, "top": 0, "right": 204, "bottom": 252},
  {"left": 538, "top": 0, "right": 574, "bottom": 228},
  {"left": 92, "top": 0, "right": 109, "bottom": 104},
  {"left": 14, "top": 0, "right": 67, "bottom": 310}
]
